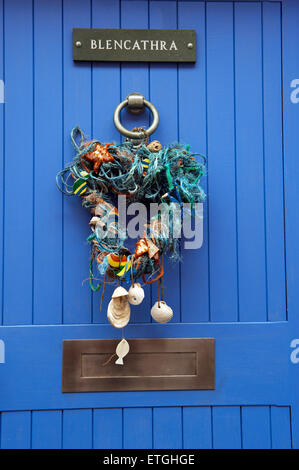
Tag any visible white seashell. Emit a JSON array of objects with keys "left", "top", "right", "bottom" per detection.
[
  {"left": 146, "top": 239, "right": 159, "bottom": 259},
  {"left": 128, "top": 283, "right": 145, "bottom": 305},
  {"left": 150, "top": 301, "right": 173, "bottom": 323},
  {"left": 112, "top": 286, "right": 129, "bottom": 299},
  {"left": 115, "top": 338, "right": 130, "bottom": 365},
  {"left": 89, "top": 216, "right": 105, "bottom": 231},
  {"left": 107, "top": 296, "right": 130, "bottom": 329}
]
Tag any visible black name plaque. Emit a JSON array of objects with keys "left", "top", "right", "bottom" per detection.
[{"left": 73, "top": 28, "right": 196, "bottom": 63}]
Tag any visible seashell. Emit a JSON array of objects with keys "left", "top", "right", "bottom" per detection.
[
  {"left": 89, "top": 216, "right": 105, "bottom": 231},
  {"left": 115, "top": 338, "right": 130, "bottom": 365},
  {"left": 107, "top": 286, "right": 130, "bottom": 329},
  {"left": 146, "top": 238, "right": 159, "bottom": 259},
  {"left": 128, "top": 283, "right": 145, "bottom": 305},
  {"left": 112, "top": 286, "right": 129, "bottom": 298},
  {"left": 107, "top": 297, "right": 130, "bottom": 329},
  {"left": 150, "top": 301, "right": 173, "bottom": 323},
  {"left": 147, "top": 140, "right": 162, "bottom": 153}
]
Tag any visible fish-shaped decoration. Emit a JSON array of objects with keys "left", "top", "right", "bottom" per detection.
[
  {"left": 115, "top": 338, "right": 130, "bottom": 365},
  {"left": 142, "top": 156, "right": 150, "bottom": 176},
  {"left": 72, "top": 171, "right": 90, "bottom": 196}
]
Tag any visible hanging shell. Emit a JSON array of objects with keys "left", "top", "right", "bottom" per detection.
[
  {"left": 115, "top": 338, "right": 130, "bottom": 365},
  {"left": 89, "top": 216, "right": 105, "bottom": 231},
  {"left": 107, "top": 299, "right": 130, "bottom": 328},
  {"left": 112, "top": 286, "right": 129, "bottom": 298},
  {"left": 147, "top": 140, "right": 162, "bottom": 153},
  {"left": 146, "top": 238, "right": 159, "bottom": 259},
  {"left": 150, "top": 301, "right": 173, "bottom": 323},
  {"left": 107, "top": 286, "right": 130, "bottom": 328},
  {"left": 128, "top": 283, "right": 145, "bottom": 305}
]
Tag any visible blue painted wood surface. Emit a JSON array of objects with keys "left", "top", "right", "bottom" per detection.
[
  {"left": 0, "top": 0, "right": 298, "bottom": 449},
  {"left": 91, "top": 0, "right": 121, "bottom": 325},
  {"left": 212, "top": 406, "right": 241, "bottom": 449},
  {"left": 93, "top": 408, "right": 123, "bottom": 449},
  {"left": 63, "top": 409, "right": 93, "bottom": 449},
  {"left": 183, "top": 406, "right": 212, "bottom": 449},
  {"left": 32, "top": 410, "right": 62, "bottom": 449},
  {"left": 242, "top": 406, "right": 271, "bottom": 449},
  {"left": 282, "top": 0, "right": 299, "bottom": 450},
  {"left": 153, "top": 407, "right": 182, "bottom": 449},
  {"left": 179, "top": 0, "right": 210, "bottom": 323},
  {"left": 206, "top": 1, "right": 238, "bottom": 322},
  {"left": 123, "top": 408, "right": 153, "bottom": 449},
  {"left": 0, "top": 406, "right": 293, "bottom": 449}
]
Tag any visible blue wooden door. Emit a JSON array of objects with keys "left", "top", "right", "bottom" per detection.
[{"left": 0, "top": 0, "right": 298, "bottom": 449}]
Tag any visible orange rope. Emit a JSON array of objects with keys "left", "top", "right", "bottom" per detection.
[{"left": 142, "top": 257, "right": 164, "bottom": 285}]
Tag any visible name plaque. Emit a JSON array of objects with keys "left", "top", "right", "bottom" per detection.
[{"left": 73, "top": 28, "right": 196, "bottom": 63}]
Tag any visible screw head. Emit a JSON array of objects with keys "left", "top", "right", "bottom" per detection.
[
  {"left": 75, "top": 41, "right": 82, "bottom": 48},
  {"left": 187, "top": 42, "right": 193, "bottom": 49}
]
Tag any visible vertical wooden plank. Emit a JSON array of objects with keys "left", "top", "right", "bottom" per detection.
[
  {"left": 63, "top": 409, "right": 92, "bottom": 449},
  {"left": 282, "top": 3, "right": 299, "bottom": 322},
  {"left": 271, "top": 406, "right": 292, "bottom": 449},
  {"left": 3, "top": 0, "right": 33, "bottom": 324},
  {"left": 63, "top": 0, "right": 92, "bottom": 324},
  {"left": 31, "top": 410, "right": 61, "bottom": 449},
  {"left": 242, "top": 406, "right": 271, "bottom": 449},
  {"left": 206, "top": 2, "right": 238, "bottom": 322},
  {"left": 1, "top": 411, "right": 31, "bottom": 449},
  {"left": 93, "top": 408, "right": 122, "bottom": 449},
  {"left": 234, "top": 2, "right": 267, "bottom": 322},
  {"left": 0, "top": 0, "right": 4, "bottom": 326},
  {"left": 178, "top": 1, "right": 209, "bottom": 323},
  {"left": 121, "top": 0, "right": 149, "bottom": 128},
  {"left": 149, "top": 0, "right": 180, "bottom": 322},
  {"left": 91, "top": 0, "right": 120, "bottom": 324},
  {"left": 120, "top": 0, "right": 151, "bottom": 324},
  {"left": 33, "top": 0, "right": 63, "bottom": 324},
  {"left": 183, "top": 407, "right": 212, "bottom": 449},
  {"left": 123, "top": 408, "right": 152, "bottom": 449},
  {"left": 262, "top": 2, "right": 286, "bottom": 322},
  {"left": 153, "top": 407, "right": 182, "bottom": 449},
  {"left": 282, "top": 0, "right": 299, "bottom": 447},
  {"left": 291, "top": 404, "right": 298, "bottom": 450},
  {"left": 212, "top": 406, "right": 241, "bottom": 449}
]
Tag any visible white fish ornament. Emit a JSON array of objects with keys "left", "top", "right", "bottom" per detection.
[{"left": 115, "top": 338, "right": 130, "bottom": 365}]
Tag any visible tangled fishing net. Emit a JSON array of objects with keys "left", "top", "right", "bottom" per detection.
[{"left": 56, "top": 126, "right": 206, "bottom": 290}]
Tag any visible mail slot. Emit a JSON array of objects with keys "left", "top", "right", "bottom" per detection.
[{"left": 62, "top": 338, "right": 215, "bottom": 393}]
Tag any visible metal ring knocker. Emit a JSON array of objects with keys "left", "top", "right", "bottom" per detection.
[{"left": 113, "top": 93, "right": 159, "bottom": 141}]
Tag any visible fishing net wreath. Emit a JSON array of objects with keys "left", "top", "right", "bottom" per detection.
[{"left": 56, "top": 126, "right": 206, "bottom": 292}]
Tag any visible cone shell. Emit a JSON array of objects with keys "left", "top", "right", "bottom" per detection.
[
  {"left": 150, "top": 301, "right": 173, "bottom": 323},
  {"left": 128, "top": 283, "right": 145, "bottom": 305}
]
